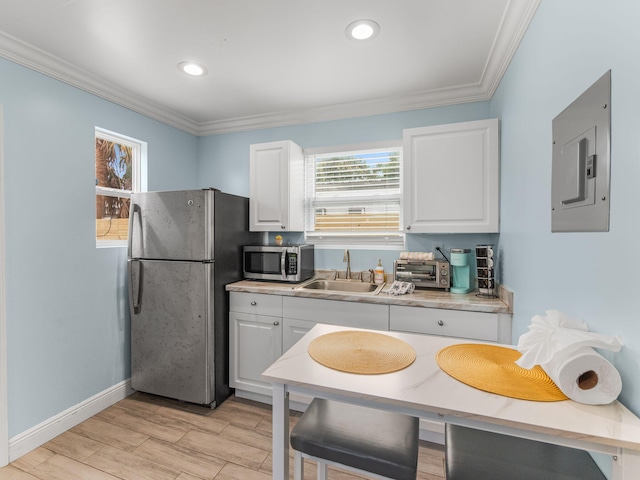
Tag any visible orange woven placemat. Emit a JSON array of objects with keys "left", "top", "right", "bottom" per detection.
[
  {"left": 436, "top": 344, "right": 568, "bottom": 402},
  {"left": 308, "top": 331, "right": 416, "bottom": 374}
]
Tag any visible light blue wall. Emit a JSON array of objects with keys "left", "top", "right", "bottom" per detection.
[
  {"left": 490, "top": 0, "right": 640, "bottom": 420},
  {"left": 198, "top": 102, "right": 492, "bottom": 198},
  {"left": 197, "top": 103, "right": 498, "bottom": 273},
  {"left": 0, "top": 52, "right": 497, "bottom": 443},
  {"left": 0, "top": 57, "right": 199, "bottom": 436},
  {"left": 6, "top": 0, "right": 639, "bottom": 454}
]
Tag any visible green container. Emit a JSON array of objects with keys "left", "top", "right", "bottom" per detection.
[{"left": 450, "top": 249, "right": 474, "bottom": 294}]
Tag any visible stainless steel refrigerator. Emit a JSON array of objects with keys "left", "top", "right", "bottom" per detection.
[{"left": 127, "top": 188, "right": 260, "bottom": 406}]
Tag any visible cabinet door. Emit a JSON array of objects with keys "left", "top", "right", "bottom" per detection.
[
  {"left": 229, "top": 312, "right": 282, "bottom": 396},
  {"left": 249, "top": 140, "right": 304, "bottom": 231},
  {"left": 403, "top": 118, "right": 499, "bottom": 233},
  {"left": 283, "top": 317, "right": 316, "bottom": 353}
]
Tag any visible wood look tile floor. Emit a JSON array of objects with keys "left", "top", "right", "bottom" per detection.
[{"left": 0, "top": 393, "right": 446, "bottom": 480}]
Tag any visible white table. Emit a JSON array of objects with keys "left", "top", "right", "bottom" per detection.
[{"left": 262, "top": 324, "right": 640, "bottom": 480}]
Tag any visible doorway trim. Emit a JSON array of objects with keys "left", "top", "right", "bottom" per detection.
[{"left": 0, "top": 104, "right": 8, "bottom": 467}]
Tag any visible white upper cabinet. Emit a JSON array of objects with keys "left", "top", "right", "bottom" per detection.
[
  {"left": 249, "top": 140, "right": 304, "bottom": 232},
  {"left": 403, "top": 118, "right": 500, "bottom": 233}
]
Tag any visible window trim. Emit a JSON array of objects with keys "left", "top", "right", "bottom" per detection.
[
  {"left": 95, "top": 127, "right": 147, "bottom": 248},
  {"left": 303, "top": 140, "right": 402, "bottom": 157},
  {"left": 303, "top": 140, "right": 405, "bottom": 249}
]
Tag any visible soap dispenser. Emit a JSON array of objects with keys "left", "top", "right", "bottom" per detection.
[{"left": 374, "top": 259, "right": 385, "bottom": 284}]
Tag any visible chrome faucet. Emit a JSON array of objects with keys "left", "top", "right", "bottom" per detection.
[{"left": 343, "top": 249, "right": 351, "bottom": 279}]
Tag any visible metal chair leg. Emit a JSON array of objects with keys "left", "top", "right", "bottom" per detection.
[
  {"left": 317, "top": 461, "right": 328, "bottom": 480},
  {"left": 294, "top": 450, "right": 304, "bottom": 480}
]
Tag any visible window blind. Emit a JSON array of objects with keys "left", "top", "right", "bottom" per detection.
[{"left": 305, "top": 148, "right": 403, "bottom": 245}]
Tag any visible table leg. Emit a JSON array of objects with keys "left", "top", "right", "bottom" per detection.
[
  {"left": 611, "top": 448, "right": 640, "bottom": 480},
  {"left": 272, "top": 382, "right": 290, "bottom": 480}
]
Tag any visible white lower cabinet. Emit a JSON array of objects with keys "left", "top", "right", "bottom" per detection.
[
  {"left": 282, "top": 296, "right": 389, "bottom": 351},
  {"left": 229, "top": 291, "right": 511, "bottom": 442},
  {"left": 281, "top": 297, "right": 390, "bottom": 408},
  {"left": 282, "top": 317, "right": 314, "bottom": 355},
  {"left": 387, "top": 304, "right": 511, "bottom": 443},
  {"left": 229, "top": 292, "right": 283, "bottom": 398},
  {"left": 229, "top": 312, "right": 282, "bottom": 397},
  {"left": 281, "top": 301, "right": 387, "bottom": 385},
  {"left": 389, "top": 305, "right": 511, "bottom": 343}
]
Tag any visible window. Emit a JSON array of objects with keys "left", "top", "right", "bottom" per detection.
[
  {"left": 95, "top": 128, "right": 144, "bottom": 247},
  {"left": 304, "top": 143, "right": 403, "bottom": 247}
]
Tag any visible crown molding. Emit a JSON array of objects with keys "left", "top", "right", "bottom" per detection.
[
  {"left": 196, "top": 0, "right": 540, "bottom": 135},
  {"left": 480, "top": 0, "right": 541, "bottom": 96},
  {"left": 194, "top": 83, "right": 491, "bottom": 135},
  {"left": 0, "top": 0, "right": 539, "bottom": 137},
  {"left": 0, "top": 31, "right": 201, "bottom": 136}
]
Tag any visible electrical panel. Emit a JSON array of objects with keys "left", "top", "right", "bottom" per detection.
[{"left": 551, "top": 71, "right": 611, "bottom": 232}]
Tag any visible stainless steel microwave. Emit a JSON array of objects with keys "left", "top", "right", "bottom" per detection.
[{"left": 243, "top": 245, "right": 314, "bottom": 282}]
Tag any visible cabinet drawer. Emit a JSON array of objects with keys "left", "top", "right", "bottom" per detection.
[
  {"left": 283, "top": 296, "right": 388, "bottom": 330},
  {"left": 390, "top": 305, "right": 498, "bottom": 342},
  {"left": 229, "top": 292, "right": 283, "bottom": 316}
]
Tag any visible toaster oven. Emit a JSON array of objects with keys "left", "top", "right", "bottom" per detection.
[{"left": 393, "top": 259, "right": 450, "bottom": 290}]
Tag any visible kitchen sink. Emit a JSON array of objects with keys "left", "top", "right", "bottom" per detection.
[{"left": 295, "top": 278, "right": 385, "bottom": 295}]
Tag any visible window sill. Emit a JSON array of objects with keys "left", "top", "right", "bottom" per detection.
[
  {"left": 96, "top": 240, "right": 127, "bottom": 249},
  {"left": 305, "top": 233, "right": 405, "bottom": 250}
]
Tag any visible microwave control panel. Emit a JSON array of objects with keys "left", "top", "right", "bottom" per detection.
[{"left": 285, "top": 253, "right": 298, "bottom": 274}]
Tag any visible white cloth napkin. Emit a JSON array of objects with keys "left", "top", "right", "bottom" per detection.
[
  {"left": 385, "top": 281, "right": 415, "bottom": 295},
  {"left": 516, "top": 310, "right": 622, "bottom": 369}
]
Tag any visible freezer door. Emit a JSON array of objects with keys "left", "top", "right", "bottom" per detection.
[
  {"left": 129, "top": 259, "right": 214, "bottom": 405},
  {"left": 129, "top": 190, "right": 212, "bottom": 261}
]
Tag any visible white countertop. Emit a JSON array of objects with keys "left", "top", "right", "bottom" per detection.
[
  {"left": 226, "top": 279, "right": 512, "bottom": 314},
  {"left": 263, "top": 324, "right": 640, "bottom": 452}
]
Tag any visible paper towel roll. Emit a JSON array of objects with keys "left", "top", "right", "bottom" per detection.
[{"left": 541, "top": 346, "right": 622, "bottom": 405}]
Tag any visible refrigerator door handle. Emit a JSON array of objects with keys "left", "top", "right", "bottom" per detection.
[
  {"left": 128, "top": 202, "right": 141, "bottom": 258},
  {"left": 129, "top": 259, "right": 142, "bottom": 314}
]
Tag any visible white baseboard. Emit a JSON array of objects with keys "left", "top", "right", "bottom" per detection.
[{"left": 9, "top": 379, "right": 133, "bottom": 462}]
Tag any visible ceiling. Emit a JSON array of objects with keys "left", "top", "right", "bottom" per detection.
[{"left": 0, "top": 0, "right": 539, "bottom": 136}]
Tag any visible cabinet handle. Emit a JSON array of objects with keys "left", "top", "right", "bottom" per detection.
[
  {"left": 273, "top": 321, "right": 280, "bottom": 326},
  {"left": 406, "top": 225, "right": 411, "bottom": 230},
  {"left": 280, "top": 225, "right": 286, "bottom": 229},
  {"left": 437, "top": 320, "right": 444, "bottom": 326},
  {"left": 250, "top": 301, "right": 257, "bottom": 306}
]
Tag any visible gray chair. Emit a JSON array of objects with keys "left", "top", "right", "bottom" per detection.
[
  {"left": 445, "top": 423, "right": 606, "bottom": 480},
  {"left": 290, "top": 398, "right": 419, "bottom": 480}
]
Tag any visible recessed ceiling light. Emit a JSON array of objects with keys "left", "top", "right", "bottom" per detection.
[
  {"left": 178, "top": 62, "right": 208, "bottom": 77},
  {"left": 346, "top": 20, "right": 380, "bottom": 41}
]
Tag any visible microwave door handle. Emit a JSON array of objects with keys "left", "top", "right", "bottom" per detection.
[{"left": 280, "top": 251, "right": 287, "bottom": 279}]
